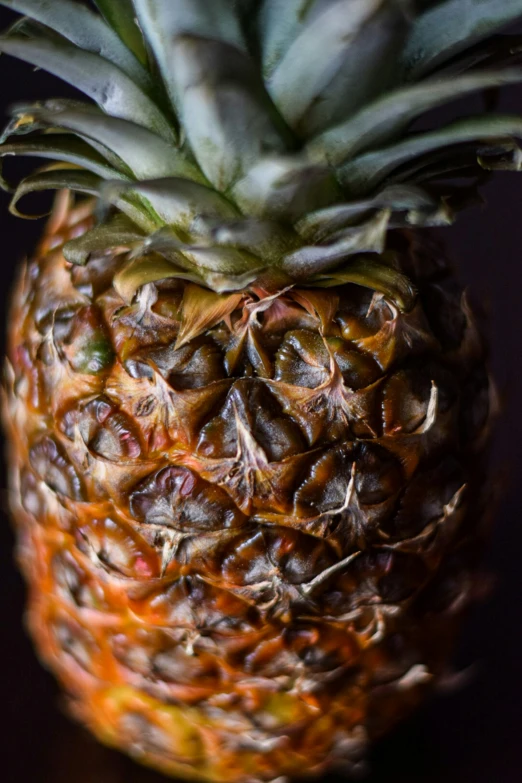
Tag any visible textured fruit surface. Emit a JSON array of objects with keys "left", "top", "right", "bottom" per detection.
[{"left": 4, "top": 199, "right": 492, "bottom": 782}]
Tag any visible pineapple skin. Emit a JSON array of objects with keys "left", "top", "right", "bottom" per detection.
[{"left": 4, "top": 198, "right": 493, "bottom": 783}]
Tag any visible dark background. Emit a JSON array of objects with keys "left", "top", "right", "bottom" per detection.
[{"left": 0, "top": 7, "right": 521, "bottom": 783}]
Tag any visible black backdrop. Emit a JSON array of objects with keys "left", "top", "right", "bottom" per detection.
[{"left": 0, "top": 7, "right": 520, "bottom": 783}]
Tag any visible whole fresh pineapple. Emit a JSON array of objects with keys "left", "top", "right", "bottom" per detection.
[{"left": 2, "top": 1, "right": 522, "bottom": 781}]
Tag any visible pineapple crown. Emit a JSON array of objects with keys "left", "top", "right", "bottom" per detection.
[{"left": 1, "top": 0, "right": 522, "bottom": 309}]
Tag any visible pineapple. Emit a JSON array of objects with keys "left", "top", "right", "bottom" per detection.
[{"left": 2, "top": 1, "right": 522, "bottom": 781}]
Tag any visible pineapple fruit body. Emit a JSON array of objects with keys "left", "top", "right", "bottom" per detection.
[{"left": 5, "top": 198, "right": 491, "bottom": 782}]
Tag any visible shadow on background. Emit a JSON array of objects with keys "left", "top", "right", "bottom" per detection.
[{"left": 0, "top": 7, "right": 520, "bottom": 783}]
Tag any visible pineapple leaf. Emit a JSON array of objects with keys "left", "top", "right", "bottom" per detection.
[
  {"left": 122, "top": 227, "right": 264, "bottom": 293},
  {"left": 310, "top": 69, "right": 522, "bottom": 165},
  {"left": 133, "top": 0, "right": 246, "bottom": 113},
  {"left": 113, "top": 254, "right": 190, "bottom": 304},
  {"left": 282, "top": 210, "right": 391, "bottom": 277},
  {"left": 311, "top": 256, "right": 417, "bottom": 312},
  {"left": 167, "top": 246, "right": 264, "bottom": 293},
  {"left": 9, "top": 167, "right": 102, "bottom": 218},
  {"left": 7, "top": 102, "right": 199, "bottom": 182},
  {"left": 175, "top": 245, "right": 262, "bottom": 279},
  {"left": 113, "top": 248, "right": 259, "bottom": 302},
  {"left": 201, "top": 268, "right": 263, "bottom": 293},
  {"left": 340, "top": 115, "right": 522, "bottom": 194},
  {"left": 0, "top": 133, "right": 126, "bottom": 182},
  {"left": 168, "top": 37, "right": 289, "bottom": 189},
  {"left": 128, "top": 220, "right": 294, "bottom": 270},
  {"left": 10, "top": 165, "right": 157, "bottom": 231},
  {"left": 134, "top": 0, "right": 247, "bottom": 75},
  {"left": 94, "top": 0, "right": 147, "bottom": 64},
  {"left": 433, "top": 34, "right": 522, "bottom": 76},
  {"left": 5, "top": 15, "right": 65, "bottom": 42},
  {"left": 232, "top": 155, "right": 340, "bottom": 220},
  {"left": 259, "top": 0, "right": 312, "bottom": 78},
  {"left": 0, "top": 0, "right": 150, "bottom": 91},
  {"left": 189, "top": 215, "right": 300, "bottom": 261},
  {"left": 122, "top": 225, "right": 264, "bottom": 282},
  {"left": 296, "top": 185, "right": 439, "bottom": 241},
  {"left": 175, "top": 285, "right": 243, "bottom": 349},
  {"left": 63, "top": 214, "right": 145, "bottom": 266},
  {"left": 100, "top": 178, "right": 239, "bottom": 231},
  {"left": 268, "top": 0, "right": 410, "bottom": 137},
  {"left": 133, "top": 0, "right": 288, "bottom": 190},
  {"left": 402, "top": 0, "right": 522, "bottom": 78},
  {"left": 390, "top": 150, "right": 488, "bottom": 186},
  {"left": 0, "top": 35, "right": 174, "bottom": 141}
]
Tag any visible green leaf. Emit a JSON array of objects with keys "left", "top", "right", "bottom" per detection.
[
  {"left": 130, "top": 226, "right": 263, "bottom": 280},
  {"left": 232, "top": 154, "right": 340, "bottom": 220},
  {"left": 8, "top": 102, "right": 198, "bottom": 181},
  {"left": 5, "top": 16, "right": 63, "bottom": 41},
  {"left": 94, "top": 0, "right": 147, "bottom": 63},
  {"left": 433, "top": 34, "right": 522, "bottom": 76},
  {"left": 189, "top": 214, "right": 300, "bottom": 261},
  {"left": 180, "top": 246, "right": 263, "bottom": 283},
  {"left": 340, "top": 115, "right": 522, "bottom": 195},
  {"left": 295, "top": 184, "right": 439, "bottom": 241},
  {"left": 133, "top": 0, "right": 288, "bottom": 190},
  {"left": 134, "top": 0, "right": 246, "bottom": 114},
  {"left": 100, "top": 178, "right": 239, "bottom": 230},
  {"left": 9, "top": 168, "right": 102, "bottom": 218},
  {"left": 113, "top": 251, "right": 259, "bottom": 301},
  {"left": 0, "top": 35, "right": 174, "bottom": 141},
  {"left": 311, "top": 256, "right": 417, "bottom": 312},
  {"left": 0, "top": 0, "right": 150, "bottom": 90},
  {"left": 9, "top": 165, "right": 157, "bottom": 231},
  {"left": 385, "top": 150, "right": 486, "bottom": 187},
  {"left": 402, "top": 0, "right": 522, "bottom": 78},
  {"left": 0, "top": 133, "right": 126, "bottom": 181},
  {"left": 200, "top": 268, "right": 262, "bottom": 293},
  {"left": 310, "top": 69, "right": 522, "bottom": 165},
  {"left": 134, "top": 0, "right": 247, "bottom": 66},
  {"left": 268, "top": 0, "right": 409, "bottom": 137},
  {"left": 259, "top": 0, "right": 312, "bottom": 78},
  {"left": 282, "top": 210, "right": 391, "bottom": 277},
  {"left": 63, "top": 214, "right": 144, "bottom": 266}
]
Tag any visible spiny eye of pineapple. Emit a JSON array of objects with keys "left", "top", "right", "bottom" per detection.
[{"left": 1, "top": 2, "right": 522, "bottom": 782}]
